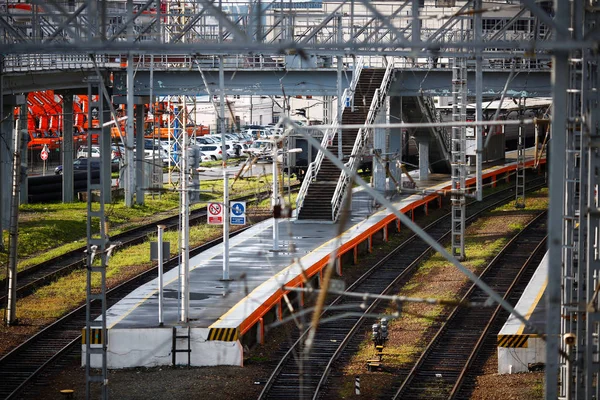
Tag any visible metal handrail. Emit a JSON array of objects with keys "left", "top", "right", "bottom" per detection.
[
  {"left": 419, "top": 95, "right": 450, "bottom": 159},
  {"left": 331, "top": 59, "right": 394, "bottom": 222},
  {"left": 295, "top": 57, "right": 364, "bottom": 217}
]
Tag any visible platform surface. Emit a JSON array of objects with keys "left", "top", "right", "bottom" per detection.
[
  {"left": 106, "top": 173, "right": 451, "bottom": 330},
  {"left": 499, "top": 251, "right": 547, "bottom": 336},
  {"left": 105, "top": 153, "right": 539, "bottom": 333}
]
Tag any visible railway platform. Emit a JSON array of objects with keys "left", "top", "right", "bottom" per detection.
[
  {"left": 498, "top": 251, "right": 547, "bottom": 374},
  {"left": 84, "top": 155, "right": 546, "bottom": 369}
]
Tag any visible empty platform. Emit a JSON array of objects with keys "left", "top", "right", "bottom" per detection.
[
  {"left": 84, "top": 156, "right": 545, "bottom": 369},
  {"left": 498, "top": 251, "right": 547, "bottom": 374}
]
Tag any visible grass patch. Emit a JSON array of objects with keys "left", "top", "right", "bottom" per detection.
[
  {"left": 1, "top": 218, "right": 229, "bottom": 321},
  {"left": 0, "top": 174, "right": 299, "bottom": 281}
]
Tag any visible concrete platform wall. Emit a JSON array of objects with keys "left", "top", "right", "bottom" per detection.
[
  {"left": 498, "top": 337, "right": 545, "bottom": 374},
  {"left": 83, "top": 328, "right": 243, "bottom": 369}
]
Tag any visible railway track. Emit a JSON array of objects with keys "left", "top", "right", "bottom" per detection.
[
  {"left": 0, "top": 227, "right": 251, "bottom": 400},
  {"left": 0, "top": 185, "right": 296, "bottom": 306},
  {"left": 391, "top": 212, "right": 547, "bottom": 400},
  {"left": 258, "top": 180, "right": 546, "bottom": 400}
]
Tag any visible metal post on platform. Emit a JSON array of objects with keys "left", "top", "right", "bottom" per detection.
[
  {"left": 219, "top": 54, "right": 231, "bottom": 282},
  {"left": 272, "top": 143, "right": 280, "bottom": 251},
  {"left": 157, "top": 225, "right": 165, "bottom": 326},
  {"left": 223, "top": 170, "right": 230, "bottom": 280}
]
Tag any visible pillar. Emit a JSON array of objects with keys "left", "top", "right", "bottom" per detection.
[
  {"left": 415, "top": 134, "right": 429, "bottom": 180},
  {"left": 135, "top": 104, "right": 145, "bottom": 205},
  {"left": 18, "top": 102, "right": 28, "bottom": 204},
  {"left": 1, "top": 102, "right": 16, "bottom": 248},
  {"left": 100, "top": 94, "right": 112, "bottom": 204},
  {"left": 62, "top": 93, "right": 74, "bottom": 202},
  {"left": 372, "top": 101, "right": 387, "bottom": 192},
  {"left": 388, "top": 96, "right": 402, "bottom": 190}
]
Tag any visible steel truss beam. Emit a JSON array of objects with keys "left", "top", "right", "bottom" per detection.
[{"left": 0, "top": 1, "right": 595, "bottom": 56}]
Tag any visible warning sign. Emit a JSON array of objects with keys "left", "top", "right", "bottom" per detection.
[
  {"left": 230, "top": 201, "right": 246, "bottom": 225},
  {"left": 208, "top": 202, "right": 223, "bottom": 225}
]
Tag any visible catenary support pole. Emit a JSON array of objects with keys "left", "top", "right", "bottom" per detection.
[
  {"left": 180, "top": 99, "right": 189, "bottom": 323},
  {"left": 474, "top": 0, "right": 483, "bottom": 201},
  {"left": 125, "top": 51, "right": 135, "bottom": 207},
  {"left": 546, "top": 0, "right": 570, "bottom": 397}
]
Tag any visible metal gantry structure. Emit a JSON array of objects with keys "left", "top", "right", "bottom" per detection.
[
  {"left": 450, "top": 57, "right": 467, "bottom": 261},
  {"left": 1, "top": 0, "right": 600, "bottom": 398},
  {"left": 84, "top": 78, "right": 109, "bottom": 399}
]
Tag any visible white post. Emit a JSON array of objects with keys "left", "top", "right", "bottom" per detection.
[
  {"left": 223, "top": 170, "right": 230, "bottom": 280},
  {"left": 272, "top": 143, "right": 279, "bottom": 251},
  {"left": 157, "top": 224, "right": 165, "bottom": 326}
]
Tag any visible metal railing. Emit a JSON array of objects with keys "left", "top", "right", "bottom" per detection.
[
  {"left": 330, "top": 58, "right": 394, "bottom": 222},
  {"left": 418, "top": 95, "right": 450, "bottom": 159},
  {"left": 295, "top": 57, "right": 364, "bottom": 217}
]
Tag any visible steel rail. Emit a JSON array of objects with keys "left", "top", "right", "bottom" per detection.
[
  {"left": 448, "top": 236, "right": 548, "bottom": 399},
  {"left": 313, "top": 189, "right": 548, "bottom": 400},
  {"left": 259, "top": 180, "right": 546, "bottom": 399},
  {"left": 391, "top": 212, "right": 548, "bottom": 400},
  {"left": 0, "top": 226, "right": 251, "bottom": 400}
]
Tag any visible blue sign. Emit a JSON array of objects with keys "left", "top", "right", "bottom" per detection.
[
  {"left": 230, "top": 201, "right": 246, "bottom": 225},
  {"left": 231, "top": 202, "right": 245, "bottom": 216},
  {"left": 231, "top": 217, "right": 245, "bottom": 225}
]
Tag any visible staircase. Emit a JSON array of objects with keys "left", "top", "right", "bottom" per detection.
[
  {"left": 402, "top": 96, "right": 451, "bottom": 174},
  {"left": 297, "top": 68, "right": 386, "bottom": 221}
]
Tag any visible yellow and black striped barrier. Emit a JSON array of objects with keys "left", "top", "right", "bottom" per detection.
[
  {"left": 81, "top": 328, "right": 104, "bottom": 345},
  {"left": 497, "top": 334, "right": 531, "bottom": 348},
  {"left": 208, "top": 327, "right": 239, "bottom": 341}
]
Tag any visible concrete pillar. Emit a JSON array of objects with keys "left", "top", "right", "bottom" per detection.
[
  {"left": 388, "top": 96, "right": 402, "bottom": 190},
  {"left": 135, "top": 104, "right": 145, "bottom": 205},
  {"left": 18, "top": 102, "right": 28, "bottom": 204},
  {"left": 101, "top": 95, "right": 112, "bottom": 204},
  {"left": 372, "top": 101, "right": 387, "bottom": 192},
  {"left": 62, "top": 93, "right": 74, "bottom": 202},
  {"left": 1, "top": 103, "right": 15, "bottom": 247},
  {"left": 416, "top": 135, "right": 429, "bottom": 181}
]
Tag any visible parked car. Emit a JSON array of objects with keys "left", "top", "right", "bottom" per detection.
[
  {"left": 196, "top": 136, "right": 217, "bottom": 145},
  {"left": 55, "top": 157, "right": 121, "bottom": 175},
  {"left": 198, "top": 145, "right": 223, "bottom": 160},
  {"left": 245, "top": 129, "right": 270, "bottom": 140},
  {"left": 76, "top": 145, "right": 101, "bottom": 158}
]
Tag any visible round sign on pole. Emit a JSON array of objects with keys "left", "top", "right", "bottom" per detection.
[
  {"left": 207, "top": 202, "right": 223, "bottom": 225},
  {"left": 40, "top": 150, "right": 48, "bottom": 161}
]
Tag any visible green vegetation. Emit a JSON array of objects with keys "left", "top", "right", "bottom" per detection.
[
  {"left": 0, "top": 173, "right": 300, "bottom": 280},
  {"left": 3, "top": 221, "right": 224, "bottom": 320}
]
